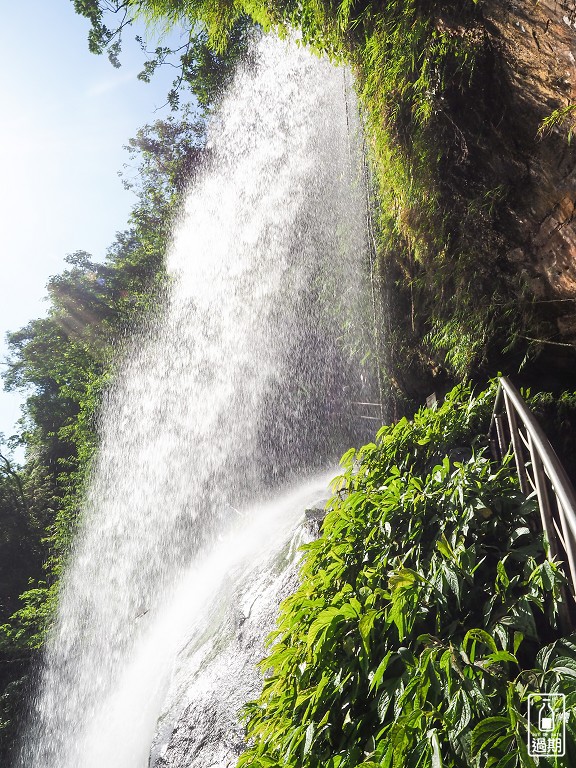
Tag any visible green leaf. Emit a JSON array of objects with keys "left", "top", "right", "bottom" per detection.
[
  {"left": 510, "top": 526, "right": 530, "bottom": 544},
  {"left": 514, "top": 731, "right": 537, "bottom": 767},
  {"left": 448, "top": 689, "right": 473, "bottom": 736},
  {"left": 480, "top": 650, "right": 518, "bottom": 667},
  {"left": 389, "top": 568, "right": 422, "bottom": 590},
  {"left": 307, "top": 607, "right": 343, "bottom": 647},
  {"left": 549, "top": 656, "right": 576, "bottom": 678},
  {"left": 463, "top": 628, "right": 498, "bottom": 662},
  {"left": 436, "top": 536, "right": 453, "bottom": 559},
  {"left": 359, "top": 609, "right": 380, "bottom": 648},
  {"left": 377, "top": 678, "right": 401, "bottom": 722},
  {"left": 429, "top": 728, "right": 443, "bottom": 768},
  {"left": 471, "top": 716, "right": 510, "bottom": 754},
  {"left": 369, "top": 651, "right": 393, "bottom": 692},
  {"left": 497, "top": 560, "right": 510, "bottom": 590},
  {"left": 442, "top": 564, "right": 461, "bottom": 605},
  {"left": 303, "top": 722, "right": 314, "bottom": 756},
  {"left": 493, "top": 753, "right": 519, "bottom": 768}
]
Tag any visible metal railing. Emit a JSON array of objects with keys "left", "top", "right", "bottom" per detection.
[
  {"left": 489, "top": 377, "right": 576, "bottom": 625},
  {"left": 350, "top": 401, "right": 384, "bottom": 423}
]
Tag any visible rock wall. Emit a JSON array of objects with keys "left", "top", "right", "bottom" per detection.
[
  {"left": 148, "top": 517, "right": 319, "bottom": 768},
  {"left": 482, "top": 0, "right": 576, "bottom": 342}
]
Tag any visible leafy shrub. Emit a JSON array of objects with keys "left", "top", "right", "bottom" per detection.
[{"left": 238, "top": 384, "right": 576, "bottom": 767}]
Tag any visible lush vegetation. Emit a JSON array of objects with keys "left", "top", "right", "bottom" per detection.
[
  {"left": 238, "top": 384, "right": 576, "bottom": 767},
  {"left": 0, "top": 0, "right": 574, "bottom": 763}
]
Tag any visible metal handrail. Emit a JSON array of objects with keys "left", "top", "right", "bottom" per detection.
[
  {"left": 489, "top": 377, "right": 576, "bottom": 626},
  {"left": 350, "top": 401, "right": 383, "bottom": 422}
]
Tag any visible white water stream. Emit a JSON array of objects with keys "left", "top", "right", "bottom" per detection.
[{"left": 18, "top": 35, "right": 374, "bottom": 768}]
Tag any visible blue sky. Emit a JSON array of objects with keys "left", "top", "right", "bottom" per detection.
[{"left": 0, "top": 0, "right": 188, "bottom": 448}]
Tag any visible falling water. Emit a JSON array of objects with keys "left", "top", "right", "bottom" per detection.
[{"left": 18, "top": 34, "right": 376, "bottom": 768}]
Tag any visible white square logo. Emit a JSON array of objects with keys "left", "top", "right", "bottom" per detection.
[{"left": 528, "top": 693, "right": 566, "bottom": 757}]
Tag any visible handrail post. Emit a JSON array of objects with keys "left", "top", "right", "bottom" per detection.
[
  {"left": 557, "top": 500, "right": 576, "bottom": 600},
  {"left": 503, "top": 391, "right": 529, "bottom": 495},
  {"left": 494, "top": 413, "right": 507, "bottom": 462},
  {"left": 528, "top": 434, "right": 558, "bottom": 561},
  {"left": 528, "top": 435, "right": 573, "bottom": 632}
]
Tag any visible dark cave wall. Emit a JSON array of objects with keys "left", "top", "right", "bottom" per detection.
[{"left": 480, "top": 0, "right": 576, "bottom": 339}]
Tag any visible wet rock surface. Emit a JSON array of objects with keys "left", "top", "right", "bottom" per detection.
[{"left": 149, "top": 524, "right": 309, "bottom": 768}]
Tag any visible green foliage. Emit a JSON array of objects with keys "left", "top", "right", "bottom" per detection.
[
  {"left": 3, "top": 109, "right": 204, "bottom": 558},
  {"left": 525, "top": 389, "right": 576, "bottom": 487},
  {"left": 538, "top": 103, "right": 576, "bottom": 143},
  {"left": 424, "top": 319, "right": 486, "bottom": 379},
  {"left": 73, "top": 1, "right": 257, "bottom": 109},
  {"left": 238, "top": 384, "right": 576, "bottom": 767},
  {"left": 176, "top": 17, "right": 256, "bottom": 110},
  {"left": 134, "top": 15, "right": 257, "bottom": 110},
  {"left": 0, "top": 439, "right": 51, "bottom": 757},
  {"left": 120, "top": 107, "right": 204, "bottom": 199},
  {"left": 0, "top": 671, "right": 30, "bottom": 762},
  {"left": 0, "top": 583, "right": 57, "bottom": 652},
  {"left": 0, "top": 446, "right": 44, "bottom": 627}
]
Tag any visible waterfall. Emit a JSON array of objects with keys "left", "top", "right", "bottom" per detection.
[{"left": 17, "top": 34, "right": 376, "bottom": 768}]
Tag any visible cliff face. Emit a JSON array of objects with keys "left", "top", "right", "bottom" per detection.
[
  {"left": 353, "top": 0, "right": 576, "bottom": 408},
  {"left": 381, "top": 0, "right": 576, "bottom": 401},
  {"left": 473, "top": 0, "right": 576, "bottom": 342}
]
